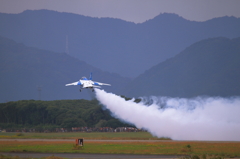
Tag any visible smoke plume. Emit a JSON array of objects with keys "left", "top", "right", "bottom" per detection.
[{"left": 95, "top": 89, "right": 240, "bottom": 141}]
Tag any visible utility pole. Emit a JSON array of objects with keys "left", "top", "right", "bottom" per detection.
[
  {"left": 65, "top": 35, "right": 69, "bottom": 54},
  {"left": 37, "top": 86, "right": 42, "bottom": 100}
]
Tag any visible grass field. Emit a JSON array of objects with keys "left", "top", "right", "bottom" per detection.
[
  {"left": 0, "top": 132, "right": 239, "bottom": 157},
  {"left": 0, "top": 140, "right": 240, "bottom": 157},
  {"left": 0, "top": 132, "right": 169, "bottom": 140}
]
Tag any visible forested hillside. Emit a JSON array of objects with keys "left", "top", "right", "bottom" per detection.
[
  {"left": 0, "top": 99, "right": 132, "bottom": 131},
  {"left": 125, "top": 37, "right": 240, "bottom": 97},
  {"left": 1, "top": 10, "right": 240, "bottom": 77}
]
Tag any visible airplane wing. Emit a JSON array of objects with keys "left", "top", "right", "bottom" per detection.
[
  {"left": 65, "top": 81, "right": 80, "bottom": 86},
  {"left": 92, "top": 85, "right": 101, "bottom": 88},
  {"left": 93, "top": 81, "right": 111, "bottom": 86}
]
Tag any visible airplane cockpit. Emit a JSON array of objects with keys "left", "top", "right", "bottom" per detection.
[{"left": 81, "top": 77, "right": 88, "bottom": 80}]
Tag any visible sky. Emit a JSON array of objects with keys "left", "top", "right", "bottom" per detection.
[{"left": 0, "top": 0, "right": 240, "bottom": 23}]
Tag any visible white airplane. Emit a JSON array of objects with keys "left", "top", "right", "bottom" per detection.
[{"left": 65, "top": 73, "right": 111, "bottom": 92}]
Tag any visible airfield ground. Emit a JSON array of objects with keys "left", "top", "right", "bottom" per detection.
[
  {"left": 0, "top": 132, "right": 163, "bottom": 140},
  {"left": 0, "top": 132, "right": 240, "bottom": 158}
]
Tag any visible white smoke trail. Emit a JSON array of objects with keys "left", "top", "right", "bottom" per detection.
[{"left": 95, "top": 89, "right": 240, "bottom": 141}]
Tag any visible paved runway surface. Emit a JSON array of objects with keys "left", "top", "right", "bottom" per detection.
[{"left": 1, "top": 153, "right": 182, "bottom": 159}]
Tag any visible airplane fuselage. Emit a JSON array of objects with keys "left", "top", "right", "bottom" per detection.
[{"left": 65, "top": 74, "right": 110, "bottom": 92}]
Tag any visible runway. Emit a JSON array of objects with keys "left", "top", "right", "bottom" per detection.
[{"left": 1, "top": 152, "right": 183, "bottom": 159}]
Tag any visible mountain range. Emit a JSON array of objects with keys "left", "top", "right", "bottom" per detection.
[
  {"left": 1, "top": 10, "right": 240, "bottom": 102},
  {"left": 0, "top": 10, "right": 240, "bottom": 77},
  {"left": 124, "top": 37, "right": 240, "bottom": 98},
  {"left": 1, "top": 36, "right": 240, "bottom": 102},
  {"left": 0, "top": 36, "right": 130, "bottom": 102}
]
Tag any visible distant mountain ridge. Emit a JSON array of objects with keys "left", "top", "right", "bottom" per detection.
[
  {"left": 0, "top": 36, "right": 131, "bottom": 102},
  {"left": 0, "top": 10, "right": 240, "bottom": 77},
  {"left": 124, "top": 37, "right": 240, "bottom": 97}
]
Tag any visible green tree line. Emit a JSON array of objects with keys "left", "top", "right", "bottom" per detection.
[{"left": 0, "top": 99, "right": 133, "bottom": 130}]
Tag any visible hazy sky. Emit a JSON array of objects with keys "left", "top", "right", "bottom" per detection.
[{"left": 0, "top": 0, "right": 240, "bottom": 23}]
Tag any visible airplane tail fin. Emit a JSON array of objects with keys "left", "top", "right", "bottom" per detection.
[{"left": 89, "top": 72, "right": 92, "bottom": 80}]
